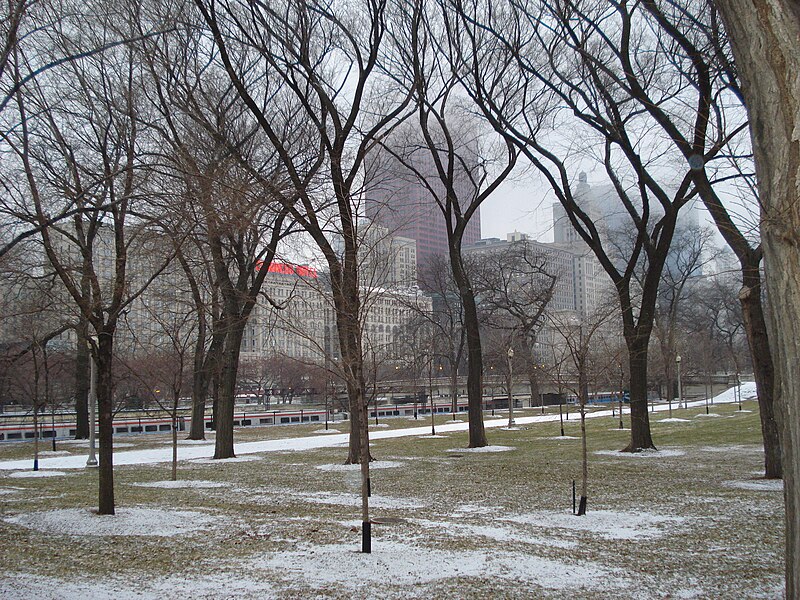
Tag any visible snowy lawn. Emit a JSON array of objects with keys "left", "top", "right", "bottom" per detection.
[{"left": 0, "top": 396, "right": 784, "bottom": 599}]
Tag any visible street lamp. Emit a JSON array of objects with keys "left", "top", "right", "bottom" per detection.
[
  {"left": 676, "top": 355, "right": 683, "bottom": 411},
  {"left": 86, "top": 339, "right": 98, "bottom": 468},
  {"left": 507, "top": 347, "right": 515, "bottom": 427}
]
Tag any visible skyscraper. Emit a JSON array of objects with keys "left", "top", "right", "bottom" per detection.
[{"left": 364, "top": 143, "right": 481, "bottom": 282}]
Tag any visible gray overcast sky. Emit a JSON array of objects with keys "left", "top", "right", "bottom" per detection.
[{"left": 481, "top": 176, "right": 555, "bottom": 243}]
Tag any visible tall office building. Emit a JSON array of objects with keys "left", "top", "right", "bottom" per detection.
[{"left": 364, "top": 144, "right": 481, "bottom": 282}]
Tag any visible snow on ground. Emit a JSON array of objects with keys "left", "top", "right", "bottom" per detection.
[
  {"left": 254, "top": 538, "right": 624, "bottom": 592},
  {"left": 711, "top": 381, "right": 758, "bottom": 403},
  {"left": 411, "top": 518, "right": 579, "bottom": 549},
  {"left": 445, "top": 445, "right": 515, "bottom": 453},
  {"left": 315, "top": 460, "right": 405, "bottom": 472},
  {"left": 725, "top": 480, "right": 784, "bottom": 492},
  {"left": 417, "top": 434, "right": 448, "bottom": 439},
  {"left": 295, "top": 491, "right": 425, "bottom": 510},
  {"left": 0, "top": 487, "right": 22, "bottom": 494},
  {"left": 544, "top": 435, "right": 579, "bottom": 440},
  {"left": 699, "top": 445, "right": 761, "bottom": 454},
  {"left": 131, "top": 480, "right": 229, "bottom": 489},
  {"left": 695, "top": 413, "right": 722, "bottom": 418},
  {"left": 4, "top": 507, "right": 226, "bottom": 537},
  {"left": 507, "top": 509, "right": 685, "bottom": 541},
  {"left": 190, "top": 456, "right": 261, "bottom": 464},
  {"left": 0, "top": 382, "right": 756, "bottom": 472},
  {"left": 594, "top": 448, "right": 686, "bottom": 458},
  {"left": 369, "top": 423, "right": 390, "bottom": 428},
  {"left": 658, "top": 418, "right": 690, "bottom": 423},
  {"left": 453, "top": 504, "right": 495, "bottom": 515},
  {"left": 7, "top": 470, "right": 70, "bottom": 478},
  {"left": 313, "top": 428, "right": 341, "bottom": 434},
  {"left": 36, "top": 450, "right": 72, "bottom": 457},
  {"left": 0, "top": 573, "right": 275, "bottom": 600}
]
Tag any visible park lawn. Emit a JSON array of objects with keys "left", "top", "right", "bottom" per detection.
[{"left": 0, "top": 399, "right": 783, "bottom": 599}]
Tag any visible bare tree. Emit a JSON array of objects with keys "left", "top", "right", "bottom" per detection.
[
  {"left": 549, "top": 301, "right": 617, "bottom": 516},
  {"left": 378, "top": 1, "right": 519, "bottom": 447},
  {"left": 194, "top": 0, "right": 416, "bottom": 552},
  {"left": 712, "top": 2, "right": 800, "bottom": 593},
  {"left": 647, "top": 226, "right": 719, "bottom": 405},
  {"left": 132, "top": 11, "right": 295, "bottom": 459},
  {"left": 454, "top": 0, "right": 741, "bottom": 452},
  {"left": 469, "top": 238, "right": 557, "bottom": 412},
  {"left": 413, "top": 255, "right": 467, "bottom": 415},
  {"left": 121, "top": 285, "right": 197, "bottom": 481},
  {"left": 600, "top": 0, "right": 783, "bottom": 478},
  {"left": 6, "top": 8, "right": 174, "bottom": 513}
]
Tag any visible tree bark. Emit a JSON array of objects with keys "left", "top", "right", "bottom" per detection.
[
  {"left": 578, "top": 386, "right": 588, "bottom": 516},
  {"left": 713, "top": 2, "right": 800, "bottom": 595},
  {"left": 623, "top": 336, "right": 656, "bottom": 451},
  {"left": 73, "top": 325, "right": 90, "bottom": 439},
  {"left": 213, "top": 322, "right": 245, "bottom": 459},
  {"left": 450, "top": 248, "right": 487, "bottom": 448},
  {"left": 739, "top": 261, "right": 782, "bottom": 478},
  {"left": 95, "top": 332, "right": 116, "bottom": 515}
]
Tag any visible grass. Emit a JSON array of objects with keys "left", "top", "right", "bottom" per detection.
[{"left": 0, "top": 400, "right": 784, "bottom": 599}]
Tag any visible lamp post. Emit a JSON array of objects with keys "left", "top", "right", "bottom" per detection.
[
  {"left": 676, "top": 354, "right": 683, "bottom": 411},
  {"left": 86, "top": 342, "right": 98, "bottom": 468},
  {"left": 507, "top": 347, "right": 515, "bottom": 427}
]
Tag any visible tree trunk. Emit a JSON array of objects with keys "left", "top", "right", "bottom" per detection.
[
  {"left": 713, "top": 3, "right": 800, "bottom": 595},
  {"left": 623, "top": 336, "right": 656, "bottom": 451},
  {"left": 73, "top": 326, "right": 90, "bottom": 439},
  {"left": 213, "top": 323, "right": 245, "bottom": 459},
  {"left": 95, "top": 332, "right": 116, "bottom": 515},
  {"left": 337, "top": 306, "right": 372, "bottom": 465},
  {"left": 172, "top": 409, "right": 178, "bottom": 482},
  {"left": 450, "top": 369, "right": 458, "bottom": 415},
  {"left": 740, "top": 261, "right": 782, "bottom": 478},
  {"left": 188, "top": 368, "right": 209, "bottom": 440},
  {"left": 450, "top": 249, "right": 487, "bottom": 448},
  {"left": 578, "top": 394, "right": 588, "bottom": 516}
]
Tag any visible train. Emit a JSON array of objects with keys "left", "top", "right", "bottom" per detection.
[{"left": 0, "top": 399, "right": 477, "bottom": 442}]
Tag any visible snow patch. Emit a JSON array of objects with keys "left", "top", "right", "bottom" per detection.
[
  {"left": 0, "top": 572, "right": 271, "bottom": 600},
  {"left": 446, "top": 445, "right": 515, "bottom": 453},
  {"left": 297, "top": 491, "right": 424, "bottom": 510},
  {"left": 412, "top": 518, "right": 578, "bottom": 549},
  {"left": 508, "top": 509, "right": 685, "bottom": 540},
  {"left": 4, "top": 507, "right": 225, "bottom": 537},
  {"left": 7, "top": 470, "right": 70, "bottom": 478},
  {"left": 417, "top": 434, "right": 449, "bottom": 439},
  {"left": 315, "top": 460, "right": 404, "bottom": 472},
  {"left": 255, "top": 539, "right": 622, "bottom": 591},
  {"left": 313, "top": 428, "right": 341, "bottom": 434},
  {"left": 725, "top": 480, "right": 783, "bottom": 492},
  {"left": 694, "top": 413, "right": 722, "bottom": 418},
  {"left": 190, "top": 456, "right": 260, "bottom": 464},
  {"left": 594, "top": 448, "right": 686, "bottom": 458},
  {"left": 658, "top": 418, "right": 690, "bottom": 423},
  {"left": 132, "top": 480, "right": 228, "bottom": 489}
]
